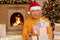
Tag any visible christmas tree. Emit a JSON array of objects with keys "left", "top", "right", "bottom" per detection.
[{"left": 42, "top": 0, "right": 60, "bottom": 23}]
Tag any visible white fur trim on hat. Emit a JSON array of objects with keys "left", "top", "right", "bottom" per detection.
[{"left": 30, "top": 6, "right": 41, "bottom": 11}]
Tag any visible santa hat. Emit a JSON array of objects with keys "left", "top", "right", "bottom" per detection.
[{"left": 28, "top": 2, "right": 41, "bottom": 14}]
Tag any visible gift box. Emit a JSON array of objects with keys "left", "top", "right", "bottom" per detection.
[{"left": 32, "top": 20, "right": 49, "bottom": 40}]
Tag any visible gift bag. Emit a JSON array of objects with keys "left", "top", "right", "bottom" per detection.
[
  {"left": 32, "top": 20, "right": 49, "bottom": 40},
  {"left": 39, "top": 27, "right": 48, "bottom": 40},
  {"left": 39, "top": 20, "right": 49, "bottom": 40},
  {"left": 33, "top": 26, "right": 40, "bottom": 35}
]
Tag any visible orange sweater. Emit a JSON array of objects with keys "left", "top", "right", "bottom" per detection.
[{"left": 22, "top": 17, "right": 53, "bottom": 40}]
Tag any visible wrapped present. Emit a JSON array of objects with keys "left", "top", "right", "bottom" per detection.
[
  {"left": 40, "top": 20, "right": 49, "bottom": 27},
  {"left": 33, "top": 21, "right": 48, "bottom": 36},
  {"left": 40, "top": 20, "right": 48, "bottom": 36},
  {"left": 0, "top": 24, "right": 6, "bottom": 37},
  {"left": 40, "top": 27, "right": 47, "bottom": 36},
  {"left": 33, "top": 27, "right": 47, "bottom": 36},
  {"left": 33, "top": 26, "right": 40, "bottom": 35},
  {"left": 32, "top": 20, "right": 49, "bottom": 40}
]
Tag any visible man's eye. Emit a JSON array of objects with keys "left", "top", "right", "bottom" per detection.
[
  {"left": 36, "top": 10, "right": 39, "bottom": 11},
  {"left": 31, "top": 10, "right": 35, "bottom": 12}
]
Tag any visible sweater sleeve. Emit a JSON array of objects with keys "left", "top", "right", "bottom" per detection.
[
  {"left": 47, "top": 20, "right": 53, "bottom": 39},
  {"left": 22, "top": 21, "right": 28, "bottom": 40}
]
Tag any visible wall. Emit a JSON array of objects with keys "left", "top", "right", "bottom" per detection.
[{"left": 36, "top": 0, "right": 46, "bottom": 6}]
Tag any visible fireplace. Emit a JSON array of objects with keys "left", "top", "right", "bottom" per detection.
[
  {"left": 0, "top": 4, "right": 29, "bottom": 35},
  {"left": 10, "top": 12, "right": 24, "bottom": 27},
  {"left": 8, "top": 9, "right": 27, "bottom": 31}
]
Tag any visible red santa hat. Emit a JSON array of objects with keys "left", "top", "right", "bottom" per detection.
[{"left": 28, "top": 2, "right": 41, "bottom": 14}]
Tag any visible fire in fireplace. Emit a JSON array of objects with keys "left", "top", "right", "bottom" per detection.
[{"left": 10, "top": 12, "right": 24, "bottom": 27}]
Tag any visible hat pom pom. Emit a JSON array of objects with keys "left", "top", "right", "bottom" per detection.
[{"left": 28, "top": 11, "right": 30, "bottom": 14}]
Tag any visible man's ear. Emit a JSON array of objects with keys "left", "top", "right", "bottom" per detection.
[{"left": 40, "top": 10, "right": 42, "bottom": 13}]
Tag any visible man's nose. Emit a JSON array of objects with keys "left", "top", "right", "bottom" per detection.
[{"left": 34, "top": 10, "right": 37, "bottom": 13}]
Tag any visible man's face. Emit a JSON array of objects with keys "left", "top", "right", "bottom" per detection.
[{"left": 30, "top": 10, "right": 41, "bottom": 19}]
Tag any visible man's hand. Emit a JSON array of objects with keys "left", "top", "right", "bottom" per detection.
[{"left": 27, "top": 34, "right": 32, "bottom": 40}]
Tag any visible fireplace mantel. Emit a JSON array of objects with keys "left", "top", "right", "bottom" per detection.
[{"left": 0, "top": 4, "right": 29, "bottom": 7}]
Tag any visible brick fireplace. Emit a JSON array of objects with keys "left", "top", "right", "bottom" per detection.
[{"left": 0, "top": 4, "right": 29, "bottom": 35}]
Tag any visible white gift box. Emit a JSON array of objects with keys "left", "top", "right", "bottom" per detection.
[{"left": 0, "top": 24, "right": 6, "bottom": 37}]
